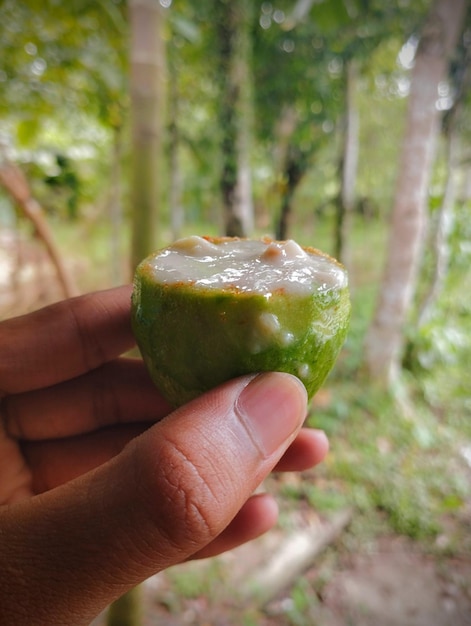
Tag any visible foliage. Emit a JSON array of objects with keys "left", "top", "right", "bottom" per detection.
[
  {"left": 284, "top": 577, "right": 322, "bottom": 626},
  {"left": 0, "top": 0, "right": 127, "bottom": 129},
  {"left": 0, "top": 0, "right": 127, "bottom": 226},
  {"left": 408, "top": 200, "right": 471, "bottom": 410},
  {"left": 0, "top": 0, "right": 434, "bottom": 233},
  {"left": 302, "top": 205, "right": 471, "bottom": 541},
  {"left": 301, "top": 384, "right": 470, "bottom": 545}
]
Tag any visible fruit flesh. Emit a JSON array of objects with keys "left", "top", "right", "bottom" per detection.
[
  {"left": 132, "top": 236, "right": 351, "bottom": 407},
  {"left": 143, "top": 235, "right": 347, "bottom": 296}
]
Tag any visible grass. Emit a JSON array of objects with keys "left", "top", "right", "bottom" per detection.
[
  {"left": 304, "top": 231, "right": 471, "bottom": 546},
  {"left": 306, "top": 370, "right": 470, "bottom": 544}
]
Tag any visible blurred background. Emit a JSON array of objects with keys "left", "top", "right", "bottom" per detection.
[{"left": 1, "top": 1, "right": 470, "bottom": 625}]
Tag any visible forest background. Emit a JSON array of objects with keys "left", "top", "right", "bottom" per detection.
[{"left": 1, "top": 1, "right": 471, "bottom": 625}]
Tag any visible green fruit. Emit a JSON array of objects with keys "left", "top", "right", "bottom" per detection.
[{"left": 131, "top": 236, "right": 350, "bottom": 407}]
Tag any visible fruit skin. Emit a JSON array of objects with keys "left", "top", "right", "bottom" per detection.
[{"left": 131, "top": 241, "right": 351, "bottom": 407}]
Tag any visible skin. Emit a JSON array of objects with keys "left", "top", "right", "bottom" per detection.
[{"left": 0, "top": 286, "right": 329, "bottom": 626}]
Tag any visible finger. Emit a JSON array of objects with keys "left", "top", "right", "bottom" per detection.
[
  {"left": 192, "top": 430, "right": 330, "bottom": 561},
  {"left": 188, "top": 493, "right": 279, "bottom": 560},
  {"left": 273, "top": 428, "right": 329, "bottom": 472},
  {"left": 20, "top": 426, "right": 326, "bottom": 494},
  {"left": 0, "top": 285, "right": 134, "bottom": 396},
  {"left": 21, "top": 423, "right": 150, "bottom": 492},
  {"left": 4, "top": 359, "right": 171, "bottom": 441},
  {"left": 0, "top": 372, "right": 307, "bottom": 625}
]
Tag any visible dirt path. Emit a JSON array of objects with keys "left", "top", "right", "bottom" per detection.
[
  {"left": 92, "top": 523, "right": 471, "bottom": 626},
  {"left": 318, "top": 536, "right": 471, "bottom": 626}
]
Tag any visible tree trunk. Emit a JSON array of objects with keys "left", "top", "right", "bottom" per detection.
[
  {"left": 109, "top": 2, "right": 166, "bottom": 624},
  {"left": 106, "top": 588, "right": 142, "bottom": 626},
  {"left": 417, "top": 119, "right": 460, "bottom": 328},
  {"left": 129, "top": 0, "right": 166, "bottom": 272},
  {"left": 364, "top": 0, "right": 466, "bottom": 386},
  {"left": 168, "top": 66, "right": 184, "bottom": 241},
  {"left": 109, "top": 126, "right": 124, "bottom": 285},
  {"left": 335, "top": 59, "right": 359, "bottom": 268},
  {"left": 276, "top": 146, "right": 308, "bottom": 240},
  {"left": 417, "top": 37, "right": 471, "bottom": 327},
  {"left": 272, "top": 106, "right": 298, "bottom": 175},
  {"left": 276, "top": 186, "right": 295, "bottom": 242},
  {"left": 215, "top": 0, "right": 254, "bottom": 237}
]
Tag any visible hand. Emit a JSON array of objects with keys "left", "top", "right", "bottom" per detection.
[{"left": 0, "top": 286, "right": 328, "bottom": 626}]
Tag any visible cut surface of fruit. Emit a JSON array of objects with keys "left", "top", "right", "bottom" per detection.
[{"left": 132, "top": 236, "right": 351, "bottom": 407}]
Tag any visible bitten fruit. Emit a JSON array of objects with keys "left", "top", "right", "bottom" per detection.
[{"left": 131, "top": 236, "right": 351, "bottom": 407}]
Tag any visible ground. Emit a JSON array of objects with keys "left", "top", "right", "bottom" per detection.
[
  {"left": 318, "top": 536, "right": 471, "bottom": 626},
  {"left": 91, "top": 502, "right": 471, "bottom": 626}
]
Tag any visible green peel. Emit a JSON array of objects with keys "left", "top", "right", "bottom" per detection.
[{"left": 131, "top": 237, "right": 351, "bottom": 407}]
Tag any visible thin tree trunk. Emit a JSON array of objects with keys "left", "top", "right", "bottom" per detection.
[
  {"left": 364, "top": 0, "right": 466, "bottom": 386},
  {"left": 276, "top": 186, "right": 295, "bottom": 242},
  {"left": 273, "top": 106, "right": 298, "bottom": 175},
  {"left": 129, "top": 0, "right": 166, "bottom": 271},
  {"left": 215, "top": 0, "right": 254, "bottom": 237},
  {"left": 106, "top": 588, "right": 142, "bottom": 626},
  {"left": 417, "top": 125, "right": 460, "bottom": 328},
  {"left": 0, "top": 156, "right": 78, "bottom": 299},
  {"left": 234, "top": 1, "right": 254, "bottom": 237},
  {"left": 335, "top": 59, "right": 359, "bottom": 268},
  {"left": 287, "top": 0, "right": 318, "bottom": 26},
  {"left": 168, "top": 67, "right": 184, "bottom": 241},
  {"left": 271, "top": 107, "right": 298, "bottom": 237},
  {"left": 109, "top": 126, "right": 124, "bottom": 285},
  {"left": 417, "top": 39, "right": 471, "bottom": 328},
  {"left": 109, "top": 2, "right": 166, "bottom": 624},
  {"left": 276, "top": 146, "right": 307, "bottom": 240}
]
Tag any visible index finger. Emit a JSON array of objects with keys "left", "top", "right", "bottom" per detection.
[{"left": 0, "top": 285, "right": 135, "bottom": 396}]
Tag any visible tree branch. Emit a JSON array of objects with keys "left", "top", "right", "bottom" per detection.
[{"left": 0, "top": 154, "right": 78, "bottom": 299}]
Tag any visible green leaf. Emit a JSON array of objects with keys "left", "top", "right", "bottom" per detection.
[
  {"left": 16, "top": 118, "right": 41, "bottom": 146},
  {"left": 171, "top": 14, "right": 201, "bottom": 43},
  {"left": 310, "top": 0, "right": 351, "bottom": 32},
  {"left": 440, "top": 494, "right": 464, "bottom": 512}
]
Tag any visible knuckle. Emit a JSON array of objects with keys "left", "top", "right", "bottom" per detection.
[
  {"left": 138, "top": 434, "right": 228, "bottom": 552},
  {"left": 66, "top": 295, "right": 107, "bottom": 370}
]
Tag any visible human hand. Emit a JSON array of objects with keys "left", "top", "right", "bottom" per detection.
[{"left": 0, "top": 286, "right": 328, "bottom": 625}]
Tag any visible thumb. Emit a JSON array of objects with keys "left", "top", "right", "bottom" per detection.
[{"left": 0, "top": 372, "right": 307, "bottom": 626}]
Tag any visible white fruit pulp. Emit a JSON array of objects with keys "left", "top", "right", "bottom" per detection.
[{"left": 146, "top": 236, "right": 347, "bottom": 296}]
